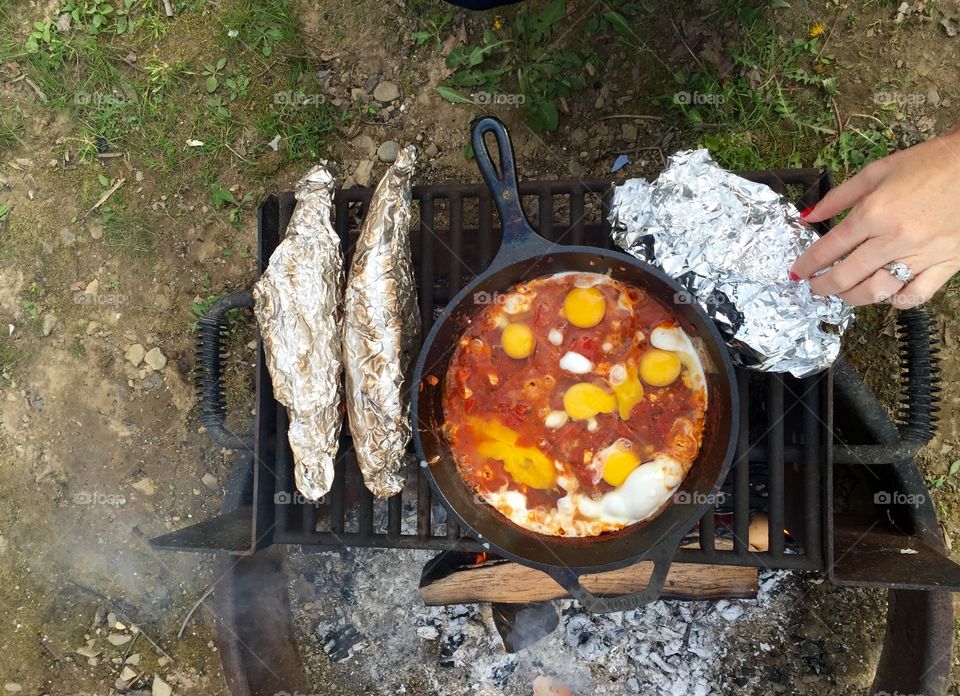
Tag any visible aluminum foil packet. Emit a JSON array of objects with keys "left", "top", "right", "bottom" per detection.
[
  {"left": 253, "top": 163, "right": 343, "bottom": 501},
  {"left": 343, "top": 146, "right": 420, "bottom": 499},
  {"left": 609, "top": 149, "right": 853, "bottom": 378}
]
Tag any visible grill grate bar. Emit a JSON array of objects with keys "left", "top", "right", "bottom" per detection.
[
  {"left": 418, "top": 196, "right": 436, "bottom": 336},
  {"left": 387, "top": 494, "right": 402, "bottom": 539},
  {"left": 803, "top": 373, "right": 823, "bottom": 561},
  {"left": 330, "top": 454, "right": 345, "bottom": 535},
  {"left": 767, "top": 375, "right": 786, "bottom": 556},
  {"left": 733, "top": 371, "right": 751, "bottom": 557},
  {"left": 275, "top": 407, "right": 291, "bottom": 532}
]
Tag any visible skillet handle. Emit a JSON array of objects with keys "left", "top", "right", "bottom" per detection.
[
  {"left": 544, "top": 554, "right": 673, "bottom": 613},
  {"left": 471, "top": 117, "right": 542, "bottom": 250}
]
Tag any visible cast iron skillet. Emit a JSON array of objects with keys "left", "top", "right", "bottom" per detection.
[{"left": 411, "top": 117, "right": 739, "bottom": 613}]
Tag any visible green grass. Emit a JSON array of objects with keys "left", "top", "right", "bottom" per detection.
[{"left": 100, "top": 204, "right": 155, "bottom": 255}]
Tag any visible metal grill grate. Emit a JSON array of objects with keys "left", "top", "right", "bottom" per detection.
[{"left": 254, "top": 170, "right": 834, "bottom": 572}]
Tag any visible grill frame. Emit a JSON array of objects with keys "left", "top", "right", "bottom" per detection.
[{"left": 252, "top": 171, "right": 834, "bottom": 573}]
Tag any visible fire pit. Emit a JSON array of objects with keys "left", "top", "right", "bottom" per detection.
[{"left": 154, "top": 168, "right": 958, "bottom": 695}]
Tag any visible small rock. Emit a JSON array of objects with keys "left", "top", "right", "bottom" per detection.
[
  {"left": 120, "top": 666, "right": 138, "bottom": 681},
  {"left": 377, "top": 141, "right": 401, "bottom": 163},
  {"left": 373, "top": 80, "right": 400, "bottom": 102},
  {"left": 424, "top": 143, "right": 439, "bottom": 159},
  {"left": 350, "top": 87, "right": 366, "bottom": 101},
  {"left": 135, "top": 170, "right": 144, "bottom": 183},
  {"left": 107, "top": 632, "right": 132, "bottom": 646},
  {"left": 351, "top": 134, "right": 376, "bottom": 158},
  {"left": 86, "top": 321, "right": 99, "bottom": 335},
  {"left": 88, "top": 222, "right": 104, "bottom": 240},
  {"left": 60, "top": 228, "right": 76, "bottom": 246},
  {"left": 152, "top": 675, "right": 172, "bottom": 696},
  {"left": 41, "top": 313, "right": 57, "bottom": 337},
  {"left": 621, "top": 123, "right": 638, "bottom": 141},
  {"left": 125, "top": 343, "right": 146, "bottom": 367},
  {"left": 570, "top": 128, "right": 588, "bottom": 146},
  {"left": 201, "top": 473, "right": 218, "bottom": 490},
  {"left": 417, "top": 625, "right": 439, "bottom": 640},
  {"left": 4, "top": 684, "right": 22, "bottom": 693},
  {"left": 354, "top": 159, "right": 374, "bottom": 187},
  {"left": 76, "top": 645, "right": 101, "bottom": 658},
  {"left": 126, "top": 653, "right": 142, "bottom": 666},
  {"left": 568, "top": 161, "right": 585, "bottom": 178},
  {"left": 132, "top": 477, "right": 156, "bottom": 496},
  {"left": 85, "top": 278, "right": 100, "bottom": 295},
  {"left": 144, "top": 347, "right": 167, "bottom": 371},
  {"left": 594, "top": 95, "right": 605, "bottom": 110},
  {"left": 141, "top": 373, "right": 163, "bottom": 391},
  {"left": 107, "top": 611, "right": 118, "bottom": 625},
  {"left": 926, "top": 87, "right": 941, "bottom": 107}
]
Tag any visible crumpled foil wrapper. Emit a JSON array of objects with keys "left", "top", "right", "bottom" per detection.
[
  {"left": 343, "top": 146, "right": 420, "bottom": 499},
  {"left": 253, "top": 163, "right": 343, "bottom": 501},
  {"left": 609, "top": 149, "right": 853, "bottom": 378}
]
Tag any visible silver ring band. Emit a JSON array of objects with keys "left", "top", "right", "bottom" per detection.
[{"left": 884, "top": 262, "right": 914, "bottom": 283}]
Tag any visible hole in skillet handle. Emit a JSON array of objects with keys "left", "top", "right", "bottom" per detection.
[
  {"left": 543, "top": 543, "right": 676, "bottom": 613},
  {"left": 470, "top": 116, "right": 549, "bottom": 260}
]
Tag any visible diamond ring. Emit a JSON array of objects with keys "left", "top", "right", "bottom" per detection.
[{"left": 884, "top": 262, "right": 914, "bottom": 283}]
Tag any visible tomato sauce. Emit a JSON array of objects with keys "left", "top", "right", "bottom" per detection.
[{"left": 440, "top": 272, "right": 705, "bottom": 524}]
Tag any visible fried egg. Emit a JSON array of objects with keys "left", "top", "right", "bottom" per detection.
[
  {"left": 649, "top": 325, "right": 707, "bottom": 401},
  {"left": 577, "top": 454, "right": 685, "bottom": 525}
]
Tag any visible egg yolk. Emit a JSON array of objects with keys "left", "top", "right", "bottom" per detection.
[
  {"left": 501, "top": 322, "right": 535, "bottom": 359},
  {"left": 471, "top": 418, "right": 556, "bottom": 489},
  {"left": 562, "top": 287, "right": 606, "bottom": 328},
  {"left": 610, "top": 363, "right": 644, "bottom": 420},
  {"left": 563, "top": 382, "right": 617, "bottom": 421},
  {"left": 602, "top": 448, "right": 641, "bottom": 487},
  {"left": 639, "top": 349, "right": 682, "bottom": 387}
]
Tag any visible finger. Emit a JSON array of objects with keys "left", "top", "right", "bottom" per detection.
[
  {"left": 801, "top": 162, "right": 886, "bottom": 223},
  {"left": 790, "top": 207, "right": 869, "bottom": 280},
  {"left": 837, "top": 268, "right": 904, "bottom": 306},
  {"left": 889, "top": 264, "right": 956, "bottom": 309},
  {"left": 808, "top": 238, "right": 902, "bottom": 296}
]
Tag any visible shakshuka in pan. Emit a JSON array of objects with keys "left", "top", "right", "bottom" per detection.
[{"left": 441, "top": 271, "right": 708, "bottom": 537}]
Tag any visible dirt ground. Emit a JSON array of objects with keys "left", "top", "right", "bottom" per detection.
[{"left": 0, "top": 0, "right": 959, "bottom": 694}]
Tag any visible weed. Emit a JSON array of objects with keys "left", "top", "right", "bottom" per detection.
[
  {"left": 437, "top": 0, "right": 585, "bottom": 132},
  {"left": 101, "top": 205, "right": 155, "bottom": 255},
  {"left": 210, "top": 185, "right": 255, "bottom": 226},
  {"left": 411, "top": 10, "right": 454, "bottom": 52},
  {"left": 221, "top": 0, "right": 298, "bottom": 58}
]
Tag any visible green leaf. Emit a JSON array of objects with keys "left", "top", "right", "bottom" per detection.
[
  {"left": 0, "top": 204, "right": 11, "bottom": 220},
  {"left": 950, "top": 460, "right": 960, "bottom": 476},
  {"left": 435, "top": 86, "right": 472, "bottom": 104},
  {"left": 210, "top": 185, "right": 236, "bottom": 209},
  {"left": 217, "top": 57, "right": 227, "bottom": 70},
  {"left": 411, "top": 31, "right": 430, "bottom": 45},
  {"left": 527, "top": 100, "right": 559, "bottom": 133},
  {"left": 604, "top": 11, "right": 634, "bottom": 41},
  {"left": 463, "top": 141, "right": 474, "bottom": 160},
  {"left": 262, "top": 44, "right": 273, "bottom": 57},
  {"left": 205, "top": 76, "right": 219, "bottom": 93},
  {"left": 97, "top": 174, "right": 110, "bottom": 187},
  {"left": 222, "top": 247, "right": 234, "bottom": 256}
]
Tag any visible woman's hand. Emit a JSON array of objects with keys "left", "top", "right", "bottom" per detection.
[{"left": 789, "top": 125, "right": 960, "bottom": 308}]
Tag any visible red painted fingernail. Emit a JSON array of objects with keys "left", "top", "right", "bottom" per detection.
[
  {"left": 789, "top": 270, "right": 801, "bottom": 281},
  {"left": 799, "top": 205, "right": 816, "bottom": 219}
]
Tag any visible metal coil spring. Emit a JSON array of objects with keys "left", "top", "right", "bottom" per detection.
[
  {"left": 195, "top": 291, "right": 255, "bottom": 450},
  {"left": 895, "top": 306, "right": 942, "bottom": 445}
]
